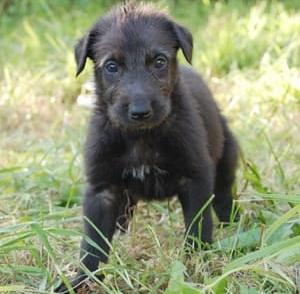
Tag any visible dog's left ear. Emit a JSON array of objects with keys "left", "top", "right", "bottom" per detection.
[
  {"left": 74, "top": 32, "right": 93, "bottom": 76},
  {"left": 173, "top": 23, "right": 193, "bottom": 64}
]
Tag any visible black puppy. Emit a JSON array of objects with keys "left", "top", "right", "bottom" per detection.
[{"left": 57, "top": 2, "right": 238, "bottom": 292}]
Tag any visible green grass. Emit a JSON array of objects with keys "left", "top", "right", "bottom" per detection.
[{"left": 1, "top": 0, "right": 300, "bottom": 293}]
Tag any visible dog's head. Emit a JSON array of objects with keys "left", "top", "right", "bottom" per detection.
[{"left": 75, "top": 3, "right": 193, "bottom": 130}]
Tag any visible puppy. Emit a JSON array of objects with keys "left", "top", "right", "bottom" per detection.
[{"left": 56, "top": 2, "right": 238, "bottom": 292}]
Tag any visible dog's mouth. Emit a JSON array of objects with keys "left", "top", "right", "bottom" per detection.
[
  {"left": 128, "top": 118, "right": 156, "bottom": 128},
  {"left": 124, "top": 119, "right": 165, "bottom": 132}
]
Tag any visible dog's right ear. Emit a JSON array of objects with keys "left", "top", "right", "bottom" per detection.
[{"left": 74, "top": 32, "right": 92, "bottom": 77}]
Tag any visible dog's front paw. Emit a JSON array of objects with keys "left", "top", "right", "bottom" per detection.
[{"left": 55, "top": 272, "right": 89, "bottom": 293}]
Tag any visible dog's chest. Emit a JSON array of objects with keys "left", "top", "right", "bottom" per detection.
[
  {"left": 122, "top": 140, "right": 164, "bottom": 179},
  {"left": 121, "top": 140, "right": 171, "bottom": 199}
]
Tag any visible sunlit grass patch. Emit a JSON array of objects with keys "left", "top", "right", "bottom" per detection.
[{"left": 193, "top": 1, "right": 300, "bottom": 75}]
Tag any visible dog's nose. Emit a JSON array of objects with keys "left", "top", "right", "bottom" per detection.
[
  {"left": 129, "top": 102, "right": 152, "bottom": 121},
  {"left": 130, "top": 109, "right": 152, "bottom": 121}
]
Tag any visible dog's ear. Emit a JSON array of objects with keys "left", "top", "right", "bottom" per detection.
[
  {"left": 173, "top": 23, "right": 193, "bottom": 64},
  {"left": 74, "top": 32, "right": 93, "bottom": 76}
]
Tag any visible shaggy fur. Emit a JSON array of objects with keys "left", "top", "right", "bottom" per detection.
[{"left": 56, "top": 2, "right": 239, "bottom": 292}]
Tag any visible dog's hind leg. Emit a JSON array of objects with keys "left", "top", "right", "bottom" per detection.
[{"left": 213, "top": 118, "right": 239, "bottom": 223}]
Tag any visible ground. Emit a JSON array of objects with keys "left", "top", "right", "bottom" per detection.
[{"left": 0, "top": 0, "right": 300, "bottom": 293}]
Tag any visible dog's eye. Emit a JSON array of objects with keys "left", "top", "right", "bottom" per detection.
[
  {"left": 154, "top": 55, "right": 168, "bottom": 69},
  {"left": 104, "top": 60, "right": 119, "bottom": 73}
]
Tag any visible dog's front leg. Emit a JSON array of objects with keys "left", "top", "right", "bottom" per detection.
[
  {"left": 56, "top": 185, "right": 119, "bottom": 293},
  {"left": 80, "top": 185, "right": 119, "bottom": 271},
  {"left": 178, "top": 177, "right": 213, "bottom": 248}
]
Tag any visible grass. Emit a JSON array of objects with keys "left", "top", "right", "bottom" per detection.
[{"left": 1, "top": 0, "right": 300, "bottom": 293}]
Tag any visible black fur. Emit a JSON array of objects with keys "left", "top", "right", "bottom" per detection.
[{"left": 56, "top": 3, "right": 238, "bottom": 292}]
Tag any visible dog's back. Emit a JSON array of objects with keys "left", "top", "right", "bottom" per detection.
[{"left": 179, "top": 65, "right": 224, "bottom": 162}]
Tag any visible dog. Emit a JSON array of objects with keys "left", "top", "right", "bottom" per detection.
[{"left": 56, "top": 2, "right": 239, "bottom": 292}]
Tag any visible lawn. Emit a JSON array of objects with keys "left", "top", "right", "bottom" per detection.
[{"left": 0, "top": 0, "right": 300, "bottom": 293}]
